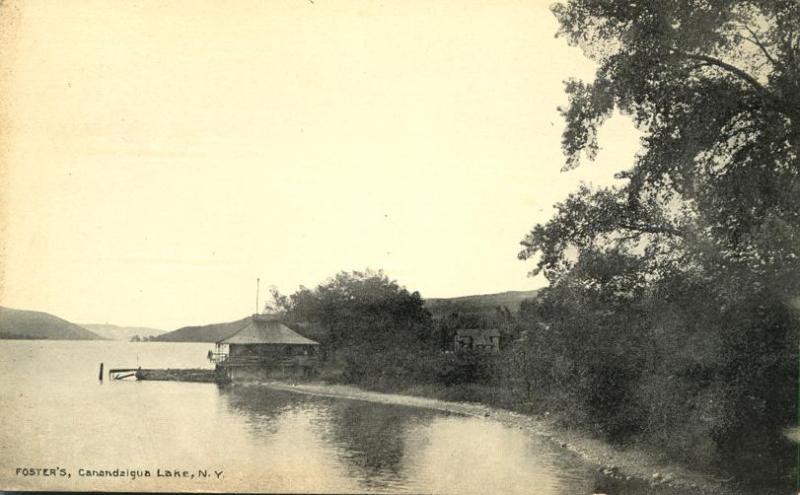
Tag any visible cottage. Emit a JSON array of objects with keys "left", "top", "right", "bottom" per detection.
[
  {"left": 210, "top": 314, "right": 320, "bottom": 381},
  {"left": 453, "top": 328, "right": 500, "bottom": 353}
]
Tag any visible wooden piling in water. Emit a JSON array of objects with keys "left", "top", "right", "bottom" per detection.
[{"left": 99, "top": 362, "right": 104, "bottom": 381}]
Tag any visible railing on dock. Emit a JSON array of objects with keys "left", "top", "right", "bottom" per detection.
[
  {"left": 207, "top": 350, "right": 229, "bottom": 365},
  {"left": 215, "top": 355, "right": 316, "bottom": 368}
]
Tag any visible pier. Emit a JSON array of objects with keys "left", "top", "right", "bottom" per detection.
[
  {"left": 135, "top": 368, "right": 220, "bottom": 382},
  {"left": 107, "top": 367, "right": 222, "bottom": 383}
]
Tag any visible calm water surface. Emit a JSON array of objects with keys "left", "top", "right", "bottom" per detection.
[{"left": 0, "top": 340, "right": 702, "bottom": 493}]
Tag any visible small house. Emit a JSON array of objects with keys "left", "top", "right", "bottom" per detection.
[
  {"left": 210, "top": 314, "right": 320, "bottom": 381},
  {"left": 453, "top": 328, "right": 500, "bottom": 353}
]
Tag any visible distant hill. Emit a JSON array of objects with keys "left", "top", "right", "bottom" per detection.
[
  {"left": 153, "top": 316, "right": 250, "bottom": 343},
  {"left": 0, "top": 306, "right": 103, "bottom": 340},
  {"left": 425, "top": 289, "right": 539, "bottom": 319},
  {"left": 82, "top": 323, "right": 164, "bottom": 341}
]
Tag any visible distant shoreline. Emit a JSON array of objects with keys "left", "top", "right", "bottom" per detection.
[{"left": 0, "top": 334, "right": 102, "bottom": 341}]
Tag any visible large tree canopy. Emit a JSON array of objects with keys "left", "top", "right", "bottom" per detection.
[
  {"left": 521, "top": 0, "right": 800, "bottom": 299},
  {"left": 276, "top": 269, "right": 433, "bottom": 349},
  {"left": 515, "top": 1, "right": 800, "bottom": 482},
  {"left": 273, "top": 270, "right": 441, "bottom": 388}
]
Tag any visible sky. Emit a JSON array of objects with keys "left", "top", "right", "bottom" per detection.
[{"left": 0, "top": 0, "right": 640, "bottom": 330}]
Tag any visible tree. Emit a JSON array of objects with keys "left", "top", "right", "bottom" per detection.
[
  {"left": 273, "top": 269, "right": 436, "bottom": 387},
  {"left": 262, "top": 285, "right": 289, "bottom": 316},
  {"left": 520, "top": 0, "right": 799, "bottom": 294},
  {"left": 277, "top": 269, "right": 433, "bottom": 350},
  {"left": 518, "top": 1, "right": 799, "bottom": 484}
]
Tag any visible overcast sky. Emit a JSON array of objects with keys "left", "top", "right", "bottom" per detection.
[{"left": 0, "top": 0, "right": 639, "bottom": 330}]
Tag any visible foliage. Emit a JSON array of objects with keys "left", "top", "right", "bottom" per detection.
[
  {"left": 274, "top": 270, "right": 435, "bottom": 386},
  {"left": 517, "top": 0, "right": 800, "bottom": 485},
  {"left": 521, "top": 0, "right": 800, "bottom": 288},
  {"left": 278, "top": 269, "right": 434, "bottom": 351},
  {"left": 340, "top": 343, "right": 442, "bottom": 388},
  {"left": 437, "top": 350, "right": 497, "bottom": 386}
]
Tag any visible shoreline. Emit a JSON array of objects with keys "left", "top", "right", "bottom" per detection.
[{"left": 244, "top": 380, "right": 734, "bottom": 495}]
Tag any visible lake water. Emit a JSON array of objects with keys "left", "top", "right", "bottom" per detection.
[{"left": 0, "top": 340, "right": 704, "bottom": 493}]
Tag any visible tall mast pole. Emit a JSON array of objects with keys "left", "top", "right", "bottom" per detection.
[{"left": 256, "top": 277, "right": 260, "bottom": 314}]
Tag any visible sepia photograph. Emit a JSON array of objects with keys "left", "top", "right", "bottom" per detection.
[{"left": 1, "top": 1, "right": 798, "bottom": 494}]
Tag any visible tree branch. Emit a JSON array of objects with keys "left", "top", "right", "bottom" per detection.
[
  {"left": 618, "top": 221, "right": 684, "bottom": 238},
  {"left": 684, "top": 62, "right": 712, "bottom": 71},
  {"left": 672, "top": 50, "right": 768, "bottom": 95},
  {"left": 742, "top": 25, "right": 779, "bottom": 67}
]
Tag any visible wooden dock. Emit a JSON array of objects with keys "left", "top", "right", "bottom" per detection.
[
  {"left": 108, "top": 367, "right": 222, "bottom": 383},
  {"left": 136, "top": 368, "right": 220, "bottom": 382}
]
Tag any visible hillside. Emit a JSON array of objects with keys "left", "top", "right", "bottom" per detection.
[
  {"left": 154, "top": 316, "right": 251, "bottom": 343},
  {"left": 425, "top": 289, "right": 539, "bottom": 319},
  {"left": 82, "top": 323, "right": 164, "bottom": 341},
  {"left": 0, "top": 306, "right": 103, "bottom": 340}
]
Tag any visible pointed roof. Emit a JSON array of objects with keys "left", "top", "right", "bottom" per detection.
[{"left": 218, "top": 315, "right": 319, "bottom": 345}]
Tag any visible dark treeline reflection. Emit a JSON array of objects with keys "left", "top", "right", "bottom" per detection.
[
  {"left": 322, "top": 399, "right": 442, "bottom": 485},
  {"left": 219, "top": 385, "right": 438, "bottom": 490},
  {"left": 217, "top": 384, "right": 710, "bottom": 495}
]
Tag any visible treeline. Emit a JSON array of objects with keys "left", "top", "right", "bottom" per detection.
[
  {"left": 274, "top": 266, "right": 796, "bottom": 487},
  {"left": 0, "top": 332, "right": 40, "bottom": 340},
  {"left": 270, "top": 270, "right": 496, "bottom": 388}
]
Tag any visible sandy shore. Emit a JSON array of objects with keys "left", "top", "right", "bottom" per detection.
[{"left": 245, "top": 380, "right": 736, "bottom": 494}]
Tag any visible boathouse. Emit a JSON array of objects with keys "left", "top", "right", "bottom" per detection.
[
  {"left": 453, "top": 328, "right": 500, "bottom": 353},
  {"left": 210, "top": 315, "right": 320, "bottom": 381}
]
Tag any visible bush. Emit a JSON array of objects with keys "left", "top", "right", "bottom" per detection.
[
  {"left": 508, "top": 278, "right": 799, "bottom": 484},
  {"left": 436, "top": 351, "right": 496, "bottom": 386}
]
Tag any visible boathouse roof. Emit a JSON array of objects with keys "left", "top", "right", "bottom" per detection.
[{"left": 218, "top": 315, "right": 319, "bottom": 346}]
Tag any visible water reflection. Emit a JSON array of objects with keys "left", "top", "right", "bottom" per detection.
[
  {"left": 0, "top": 342, "right": 717, "bottom": 494},
  {"left": 221, "top": 386, "right": 423, "bottom": 492},
  {"left": 405, "top": 417, "right": 587, "bottom": 495},
  {"left": 219, "top": 384, "right": 711, "bottom": 495},
  {"left": 220, "top": 385, "right": 603, "bottom": 494},
  {"left": 220, "top": 385, "right": 362, "bottom": 493},
  {"left": 324, "top": 398, "right": 446, "bottom": 491}
]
